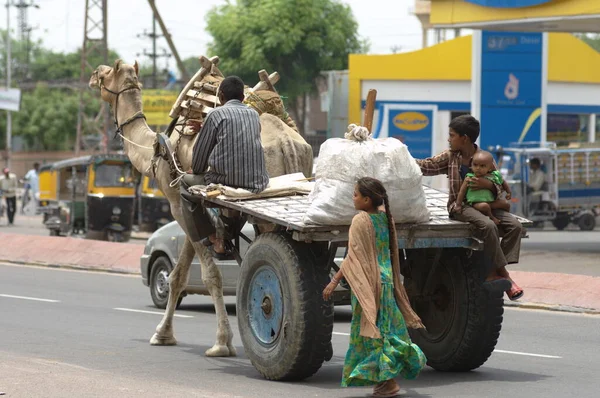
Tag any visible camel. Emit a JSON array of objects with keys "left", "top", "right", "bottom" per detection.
[{"left": 89, "top": 57, "right": 313, "bottom": 357}]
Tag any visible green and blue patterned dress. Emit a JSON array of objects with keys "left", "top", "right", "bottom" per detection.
[{"left": 341, "top": 212, "right": 427, "bottom": 387}]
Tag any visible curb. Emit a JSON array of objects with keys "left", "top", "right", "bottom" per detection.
[
  {"left": 504, "top": 300, "right": 600, "bottom": 315},
  {"left": 0, "top": 259, "right": 140, "bottom": 276}
]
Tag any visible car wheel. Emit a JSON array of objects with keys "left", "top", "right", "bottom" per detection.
[{"left": 150, "top": 256, "right": 183, "bottom": 309}]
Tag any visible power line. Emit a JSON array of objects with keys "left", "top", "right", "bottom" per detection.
[{"left": 136, "top": 15, "right": 168, "bottom": 89}]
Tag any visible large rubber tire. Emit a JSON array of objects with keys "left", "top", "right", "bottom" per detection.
[
  {"left": 552, "top": 216, "right": 570, "bottom": 231},
  {"left": 149, "top": 256, "right": 183, "bottom": 309},
  {"left": 236, "top": 233, "right": 334, "bottom": 381},
  {"left": 403, "top": 248, "right": 505, "bottom": 372},
  {"left": 577, "top": 213, "right": 596, "bottom": 231}
]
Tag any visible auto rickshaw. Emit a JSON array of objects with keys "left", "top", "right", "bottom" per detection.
[
  {"left": 44, "top": 154, "right": 136, "bottom": 242},
  {"left": 136, "top": 175, "right": 173, "bottom": 232},
  {"left": 37, "top": 163, "right": 58, "bottom": 222}
]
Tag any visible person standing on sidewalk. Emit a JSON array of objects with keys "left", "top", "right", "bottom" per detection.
[
  {"left": 0, "top": 167, "right": 18, "bottom": 225},
  {"left": 22, "top": 162, "right": 40, "bottom": 213},
  {"left": 415, "top": 115, "right": 524, "bottom": 300}
]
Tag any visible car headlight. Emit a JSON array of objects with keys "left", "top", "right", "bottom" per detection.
[
  {"left": 161, "top": 204, "right": 170, "bottom": 213},
  {"left": 112, "top": 206, "right": 122, "bottom": 215}
]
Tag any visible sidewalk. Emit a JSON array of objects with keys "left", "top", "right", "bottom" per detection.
[
  {"left": 0, "top": 232, "right": 143, "bottom": 274},
  {"left": 0, "top": 230, "right": 599, "bottom": 314}
]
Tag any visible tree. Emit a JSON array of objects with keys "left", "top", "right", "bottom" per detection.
[
  {"left": 1, "top": 30, "right": 121, "bottom": 151},
  {"left": 205, "top": 0, "right": 368, "bottom": 134},
  {"left": 576, "top": 33, "right": 600, "bottom": 52}
]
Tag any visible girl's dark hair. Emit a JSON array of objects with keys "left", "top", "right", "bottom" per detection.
[{"left": 356, "top": 177, "right": 395, "bottom": 263}]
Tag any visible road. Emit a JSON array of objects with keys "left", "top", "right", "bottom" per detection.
[{"left": 1, "top": 263, "right": 599, "bottom": 398}]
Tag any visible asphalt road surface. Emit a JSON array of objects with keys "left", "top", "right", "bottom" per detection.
[{"left": 1, "top": 263, "right": 598, "bottom": 398}]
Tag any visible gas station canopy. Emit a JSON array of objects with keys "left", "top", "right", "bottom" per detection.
[{"left": 430, "top": 0, "right": 600, "bottom": 33}]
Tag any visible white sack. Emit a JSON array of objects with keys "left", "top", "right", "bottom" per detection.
[{"left": 303, "top": 125, "right": 430, "bottom": 225}]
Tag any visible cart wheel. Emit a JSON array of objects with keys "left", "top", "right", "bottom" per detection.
[
  {"left": 236, "top": 233, "right": 333, "bottom": 381},
  {"left": 404, "top": 248, "right": 505, "bottom": 372},
  {"left": 49, "top": 229, "right": 60, "bottom": 237},
  {"left": 577, "top": 213, "right": 596, "bottom": 231},
  {"left": 552, "top": 216, "right": 570, "bottom": 231},
  {"left": 150, "top": 256, "right": 183, "bottom": 309}
]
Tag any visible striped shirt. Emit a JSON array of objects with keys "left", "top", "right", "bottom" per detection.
[
  {"left": 192, "top": 99, "right": 269, "bottom": 193},
  {"left": 416, "top": 145, "right": 503, "bottom": 214}
]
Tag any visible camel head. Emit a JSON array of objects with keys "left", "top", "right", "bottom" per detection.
[{"left": 89, "top": 60, "right": 141, "bottom": 105}]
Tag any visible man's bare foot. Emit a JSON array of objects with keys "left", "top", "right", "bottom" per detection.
[{"left": 208, "top": 234, "right": 226, "bottom": 254}]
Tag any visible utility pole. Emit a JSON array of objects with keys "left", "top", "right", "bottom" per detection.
[
  {"left": 13, "top": 0, "right": 39, "bottom": 80},
  {"left": 136, "top": 16, "right": 164, "bottom": 89},
  {"left": 147, "top": 0, "right": 189, "bottom": 81},
  {"left": 5, "top": 1, "right": 12, "bottom": 168},
  {"left": 75, "top": 0, "right": 108, "bottom": 155}
]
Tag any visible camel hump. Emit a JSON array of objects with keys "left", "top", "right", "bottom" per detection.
[{"left": 259, "top": 113, "right": 314, "bottom": 178}]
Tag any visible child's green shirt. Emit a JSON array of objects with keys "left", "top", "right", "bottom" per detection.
[{"left": 465, "top": 171, "right": 503, "bottom": 204}]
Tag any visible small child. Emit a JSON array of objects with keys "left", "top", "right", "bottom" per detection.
[
  {"left": 323, "top": 177, "right": 426, "bottom": 397},
  {"left": 455, "top": 151, "right": 512, "bottom": 225}
]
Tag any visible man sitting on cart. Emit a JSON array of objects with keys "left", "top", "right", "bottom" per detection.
[
  {"left": 180, "top": 75, "right": 269, "bottom": 259},
  {"left": 415, "top": 115, "right": 524, "bottom": 300}
]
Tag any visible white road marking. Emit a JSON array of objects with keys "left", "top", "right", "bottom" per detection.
[
  {"left": 493, "top": 349, "right": 562, "bottom": 359},
  {"left": 332, "top": 331, "right": 561, "bottom": 358},
  {"left": 113, "top": 308, "right": 194, "bottom": 318},
  {"left": 0, "top": 294, "right": 60, "bottom": 303},
  {"left": 332, "top": 331, "right": 350, "bottom": 336}
]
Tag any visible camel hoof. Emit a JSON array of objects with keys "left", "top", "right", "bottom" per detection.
[
  {"left": 227, "top": 344, "right": 237, "bottom": 357},
  {"left": 150, "top": 333, "right": 177, "bottom": 346},
  {"left": 205, "top": 344, "right": 235, "bottom": 357}
]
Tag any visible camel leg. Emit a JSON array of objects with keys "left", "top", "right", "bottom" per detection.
[
  {"left": 192, "top": 240, "right": 236, "bottom": 357},
  {"left": 150, "top": 237, "right": 194, "bottom": 346}
]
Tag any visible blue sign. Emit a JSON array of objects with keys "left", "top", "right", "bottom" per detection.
[
  {"left": 387, "top": 109, "right": 433, "bottom": 158},
  {"left": 480, "top": 31, "right": 543, "bottom": 150},
  {"left": 465, "top": 0, "right": 551, "bottom": 8}
]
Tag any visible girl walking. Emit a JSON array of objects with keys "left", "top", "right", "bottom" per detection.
[{"left": 323, "top": 177, "right": 427, "bottom": 397}]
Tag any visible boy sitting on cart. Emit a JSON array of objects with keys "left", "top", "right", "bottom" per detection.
[{"left": 416, "top": 115, "right": 524, "bottom": 301}]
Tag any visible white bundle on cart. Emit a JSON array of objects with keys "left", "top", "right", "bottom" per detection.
[{"left": 303, "top": 124, "right": 430, "bottom": 225}]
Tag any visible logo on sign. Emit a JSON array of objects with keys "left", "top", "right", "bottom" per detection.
[
  {"left": 393, "top": 112, "right": 429, "bottom": 131},
  {"left": 504, "top": 73, "right": 519, "bottom": 100}
]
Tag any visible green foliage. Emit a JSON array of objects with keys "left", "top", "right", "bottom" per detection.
[
  {"left": 205, "top": 0, "right": 367, "bottom": 109},
  {"left": 1, "top": 29, "right": 120, "bottom": 81},
  {"left": 577, "top": 33, "right": 600, "bottom": 53},
  {"left": 0, "top": 84, "right": 102, "bottom": 150},
  {"left": 0, "top": 29, "right": 120, "bottom": 151}
]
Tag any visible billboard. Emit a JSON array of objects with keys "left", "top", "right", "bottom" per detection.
[
  {"left": 479, "top": 31, "right": 544, "bottom": 149},
  {"left": 142, "top": 90, "right": 178, "bottom": 126},
  {"left": 374, "top": 104, "right": 437, "bottom": 159},
  {"left": 0, "top": 88, "right": 22, "bottom": 112}
]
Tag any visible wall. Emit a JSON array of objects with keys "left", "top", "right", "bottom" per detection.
[{"left": 1, "top": 150, "right": 99, "bottom": 177}]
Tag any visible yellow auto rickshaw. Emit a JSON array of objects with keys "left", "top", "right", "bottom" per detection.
[
  {"left": 37, "top": 163, "right": 58, "bottom": 222},
  {"left": 45, "top": 154, "right": 136, "bottom": 242},
  {"left": 135, "top": 175, "right": 173, "bottom": 232}
]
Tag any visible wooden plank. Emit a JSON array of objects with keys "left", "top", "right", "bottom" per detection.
[
  {"left": 193, "top": 81, "right": 218, "bottom": 92},
  {"left": 363, "top": 89, "right": 377, "bottom": 132},
  {"left": 201, "top": 184, "right": 532, "bottom": 242},
  {"left": 186, "top": 90, "right": 220, "bottom": 106}
]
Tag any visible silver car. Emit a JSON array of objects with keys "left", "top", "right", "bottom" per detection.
[{"left": 141, "top": 221, "right": 349, "bottom": 308}]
